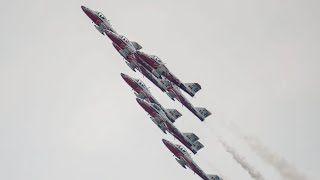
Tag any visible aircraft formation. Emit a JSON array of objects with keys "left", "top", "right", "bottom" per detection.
[{"left": 81, "top": 6, "right": 221, "bottom": 180}]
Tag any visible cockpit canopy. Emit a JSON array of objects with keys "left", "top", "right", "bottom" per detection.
[
  {"left": 152, "top": 55, "right": 163, "bottom": 63},
  {"left": 96, "top": 12, "right": 106, "bottom": 20},
  {"left": 137, "top": 79, "right": 146, "bottom": 88},
  {"left": 119, "top": 35, "right": 129, "bottom": 43},
  {"left": 152, "top": 104, "right": 162, "bottom": 112},
  {"left": 177, "top": 145, "right": 187, "bottom": 153}
]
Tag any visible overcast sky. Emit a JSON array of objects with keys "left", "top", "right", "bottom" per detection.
[{"left": 1, "top": 0, "right": 320, "bottom": 179}]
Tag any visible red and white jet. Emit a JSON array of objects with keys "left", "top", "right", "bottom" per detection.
[
  {"left": 136, "top": 98, "right": 204, "bottom": 154},
  {"left": 166, "top": 83, "right": 211, "bottom": 122},
  {"left": 104, "top": 30, "right": 144, "bottom": 72},
  {"left": 81, "top": 6, "right": 117, "bottom": 35},
  {"left": 121, "top": 73, "right": 182, "bottom": 123},
  {"left": 163, "top": 139, "right": 222, "bottom": 180},
  {"left": 136, "top": 51, "right": 201, "bottom": 97}
]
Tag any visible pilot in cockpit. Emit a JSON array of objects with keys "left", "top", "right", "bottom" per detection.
[
  {"left": 153, "top": 55, "right": 162, "bottom": 63},
  {"left": 137, "top": 80, "right": 145, "bottom": 87},
  {"left": 97, "top": 12, "right": 106, "bottom": 20}
]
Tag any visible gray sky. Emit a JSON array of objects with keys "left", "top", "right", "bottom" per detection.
[{"left": 1, "top": 0, "right": 320, "bottom": 179}]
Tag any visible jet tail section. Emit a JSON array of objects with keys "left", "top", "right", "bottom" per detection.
[
  {"left": 183, "top": 133, "right": 199, "bottom": 143},
  {"left": 207, "top": 174, "right": 222, "bottom": 180},
  {"left": 184, "top": 83, "right": 201, "bottom": 95},
  {"left": 193, "top": 141, "right": 204, "bottom": 151},
  {"left": 195, "top": 107, "right": 212, "bottom": 121},
  {"left": 164, "top": 109, "right": 182, "bottom": 123},
  {"left": 131, "top": 41, "right": 142, "bottom": 50}
]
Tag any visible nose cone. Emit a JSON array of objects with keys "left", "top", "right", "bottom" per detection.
[
  {"left": 120, "top": 73, "right": 126, "bottom": 79},
  {"left": 121, "top": 73, "right": 134, "bottom": 86},
  {"left": 162, "top": 139, "right": 171, "bottom": 148},
  {"left": 81, "top": 6, "right": 88, "bottom": 13}
]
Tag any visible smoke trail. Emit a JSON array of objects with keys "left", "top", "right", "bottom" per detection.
[
  {"left": 243, "top": 136, "right": 308, "bottom": 180},
  {"left": 219, "top": 139, "right": 266, "bottom": 180}
]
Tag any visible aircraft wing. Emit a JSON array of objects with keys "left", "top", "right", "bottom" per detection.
[
  {"left": 134, "top": 91, "right": 147, "bottom": 100},
  {"left": 130, "top": 41, "right": 142, "bottom": 50}
]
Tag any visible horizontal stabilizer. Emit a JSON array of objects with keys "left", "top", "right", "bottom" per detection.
[
  {"left": 184, "top": 83, "right": 201, "bottom": 95},
  {"left": 193, "top": 141, "right": 204, "bottom": 151},
  {"left": 195, "top": 107, "right": 212, "bottom": 120},
  {"left": 131, "top": 41, "right": 142, "bottom": 50},
  {"left": 165, "top": 109, "right": 182, "bottom": 123},
  {"left": 207, "top": 174, "right": 222, "bottom": 180},
  {"left": 183, "top": 133, "right": 199, "bottom": 143}
]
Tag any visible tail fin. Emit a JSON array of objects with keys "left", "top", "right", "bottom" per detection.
[
  {"left": 207, "top": 174, "right": 222, "bottom": 180},
  {"left": 195, "top": 107, "right": 212, "bottom": 120},
  {"left": 184, "top": 83, "right": 201, "bottom": 95},
  {"left": 130, "top": 41, "right": 142, "bottom": 50},
  {"left": 165, "top": 109, "right": 182, "bottom": 123}
]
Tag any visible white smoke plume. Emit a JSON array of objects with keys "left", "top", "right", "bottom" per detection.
[
  {"left": 219, "top": 139, "right": 266, "bottom": 180},
  {"left": 243, "top": 136, "right": 308, "bottom": 180}
]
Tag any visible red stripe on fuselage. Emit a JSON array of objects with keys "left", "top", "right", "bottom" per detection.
[
  {"left": 163, "top": 121, "right": 197, "bottom": 154},
  {"left": 136, "top": 53, "right": 159, "bottom": 69},
  {"left": 138, "top": 101, "right": 158, "bottom": 118},
  {"left": 168, "top": 87, "right": 203, "bottom": 120}
]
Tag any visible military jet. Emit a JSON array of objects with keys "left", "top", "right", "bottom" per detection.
[
  {"left": 136, "top": 51, "right": 201, "bottom": 97},
  {"left": 121, "top": 73, "right": 181, "bottom": 123},
  {"left": 81, "top": 6, "right": 117, "bottom": 35},
  {"left": 162, "top": 139, "right": 222, "bottom": 180},
  {"left": 105, "top": 30, "right": 142, "bottom": 58},
  {"left": 136, "top": 98, "right": 204, "bottom": 154},
  {"left": 166, "top": 83, "right": 211, "bottom": 121},
  {"left": 104, "top": 30, "right": 144, "bottom": 71},
  {"left": 137, "top": 66, "right": 171, "bottom": 92}
]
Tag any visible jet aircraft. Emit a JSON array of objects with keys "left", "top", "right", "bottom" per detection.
[
  {"left": 81, "top": 6, "right": 117, "bottom": 34},
  {"left": 104, "top": 30, "right": 144, "bottom": 71},
  {"left": 163, "top": 139, "right": 222, "bottom": 180},
  {"left": 136, "top": 51, "right": 201, "bottom": 97},
  {"left": 121, "top": 73, "right": 181, "bottom": 123},
  {"left": 136, "top": 98, "right": 204, "bottom": 154}
]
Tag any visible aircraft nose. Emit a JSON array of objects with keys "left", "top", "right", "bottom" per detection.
[
  {"left": 81, "top": 6, "right": 86, "bottom": 10},
  {"left": 120, "top": 73, "right": 126, "bottom": 78},
  {"left": 162, "top": 139, "right": 170, "bottom": 146}
]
